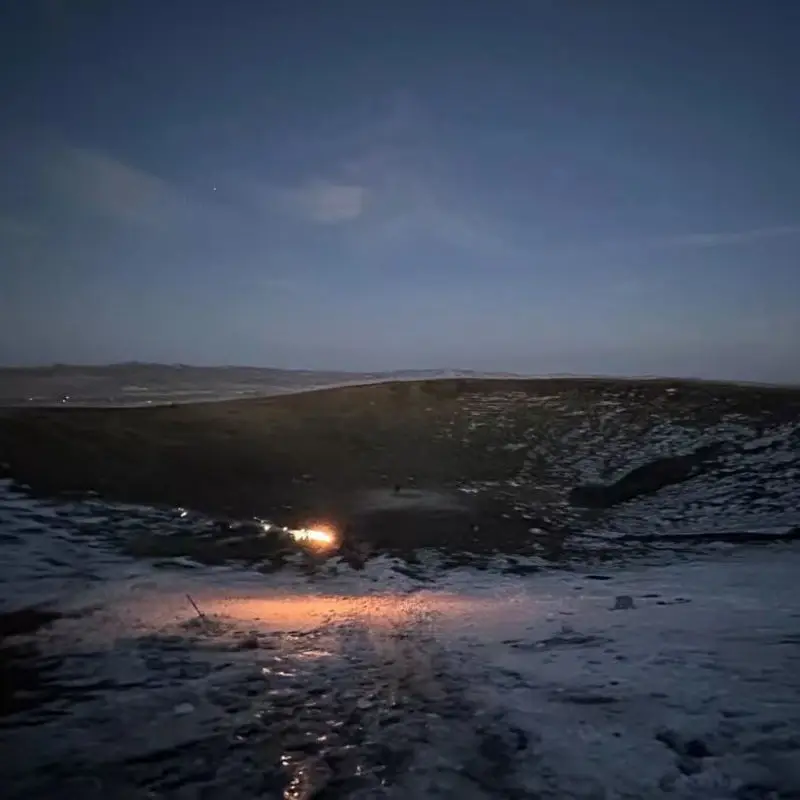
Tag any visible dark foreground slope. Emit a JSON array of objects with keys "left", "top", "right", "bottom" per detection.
[
  {"left": 2, "top": 379, "right": 799, "bottom": 800},
  {"left": 1, "top": 378, "right": 798, "bottom": 557}
]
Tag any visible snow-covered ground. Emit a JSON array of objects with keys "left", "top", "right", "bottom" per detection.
[
  {"left": 451, "top": 389, "right": 800, "bottom": 540},
  {"left": 2, "top": 481, "right": 799, "bottom": 798}
]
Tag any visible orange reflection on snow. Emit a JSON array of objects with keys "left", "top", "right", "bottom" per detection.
[
  {"left": 42, "top": 583, "right": 536, "bottom": 652},
  {"left": 206, "top": 592, "right": 512, "bottom": 631}
]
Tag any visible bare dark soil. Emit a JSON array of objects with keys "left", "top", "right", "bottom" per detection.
[{"left": 0, "top": 377, "right": 798, "bottom": 556}]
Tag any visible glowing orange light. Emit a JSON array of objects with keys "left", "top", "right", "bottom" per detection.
[{"left": 288, "top": 523, "right": 337, "bottom": 550}]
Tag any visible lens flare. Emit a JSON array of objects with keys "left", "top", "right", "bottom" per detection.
[
  {"left": 258, "top": 519, "right": 338, "bottom": 550},
  {"left": 288, "top": 523, "right": 337, "bottom": 550}
]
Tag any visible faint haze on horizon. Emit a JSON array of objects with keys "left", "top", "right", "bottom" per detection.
[{"left": 1, "top": 1, "right": 798, "bottom": 383}]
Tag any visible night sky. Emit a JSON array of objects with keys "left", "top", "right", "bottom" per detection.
[{"left": 1, "top": 0, "right": 798, "bottom": 381}]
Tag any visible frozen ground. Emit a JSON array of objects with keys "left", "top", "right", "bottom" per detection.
[
  {"left": 2, "top": 481, "right": 800, "bottom": 798},
  {"left": 450, "top": 388, "right": 800, "bottom": 539}
]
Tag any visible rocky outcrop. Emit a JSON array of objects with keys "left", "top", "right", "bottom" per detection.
[{"left": 568, "top": 444, "right": 723, "bottom": 509}]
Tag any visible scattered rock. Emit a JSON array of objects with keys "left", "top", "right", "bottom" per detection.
[
  {"left": 685, "top": 738, "right": 712, "bottom": 759},
  {"left": 554, "top": 692, "right": 619, "bottom": 706},
  {"left": 0, "top": 607, "right": 62, "bottom": 639},
  {"left": 612, "top": 595, "right": 635, "bottom": 610},
  {"left": 656, "top": 727, "right": 714, "bottom": 760},
  {"left": 569, "top": 444, "right": 724, "bottom": 509},
  {"left": 173, "top": 702, "right": 195, "bottom": 715}
]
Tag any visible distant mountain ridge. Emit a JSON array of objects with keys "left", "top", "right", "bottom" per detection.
[
  {"left": 2, "top": 363, "right": 522, "bottom": 374},
  {"left": 0, "top": 364, "right": 795, "bottom": 408},
  {"left": 0, "top": 364, "right": 527, "bottom": 407}
]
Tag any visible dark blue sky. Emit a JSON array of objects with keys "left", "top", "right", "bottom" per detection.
[{"left": 1, "top": 0, "right": 798, "bottom": 380}]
